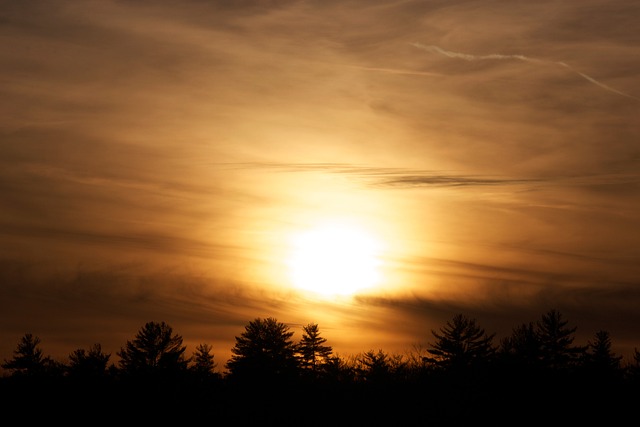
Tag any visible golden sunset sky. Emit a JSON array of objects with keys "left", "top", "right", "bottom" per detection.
[{"left": 1, "top": 0, "right": 639, "bottom": 370}]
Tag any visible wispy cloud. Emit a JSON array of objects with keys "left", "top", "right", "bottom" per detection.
[
  {"left": 341, "top": 64, "right": 444, "bottom": 78},
  {"left": 222, "top": 162, "right": 542, "bottom": 188},
  {"left": 412, "top": 42, "right": 640, "bottom": 102}
]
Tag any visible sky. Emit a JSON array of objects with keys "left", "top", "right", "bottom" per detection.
[{"left": 1, "top": 0, "right": 640, "bottom": 372}]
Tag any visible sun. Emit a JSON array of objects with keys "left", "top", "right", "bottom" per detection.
[{"left": 286, "top": 222, "right": 383, "bottom": 296}]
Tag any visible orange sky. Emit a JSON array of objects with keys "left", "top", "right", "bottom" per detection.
[{"left": 1, "top": 0, "right": 640, "bottom": 372}]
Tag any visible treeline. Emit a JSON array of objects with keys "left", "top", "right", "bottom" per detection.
[{"left": 1, "top": 309, "right": 639, "bottom": 424}]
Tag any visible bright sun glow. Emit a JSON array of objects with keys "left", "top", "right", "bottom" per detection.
[{"left": 287, "top": 222, "right": 383, "bottom": 296}]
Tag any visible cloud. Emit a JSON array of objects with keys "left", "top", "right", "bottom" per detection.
[
  {"left": 223, "top": 162, "right": 543, "bottom": 189},
  {"left": 354, "top": 255, "right": 640, "bottom": 358},
  {"left": 0, "top": 257, "right": 331, "bottom": 362},
  {"left": 340, "top": 64, "right": 445, "bottom": 78},
  {"left": 221, "top": 162, "right": 640, "bottom": 199},
  {"left": 412, "top": 42, "right": 640, "bottom": 102}
]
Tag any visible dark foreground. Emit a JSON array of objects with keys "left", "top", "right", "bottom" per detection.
[{"left": 2, "top": 373, "right": 637, "bottom": 425}]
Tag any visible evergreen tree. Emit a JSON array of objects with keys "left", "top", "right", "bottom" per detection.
[
  {"left": 117, "top": 321, "right": 188, "bottom": 377},
  {"left": 226, "top": 317, "right": 299, "bottom": 383},
  {"left": 583, "top": 330, "right": 622, "bottom": 380},
  {"left": 535, "top": 309, "right": 585, "bottom": 371},
  {"left": 499, "top": 322, "right": 542, "bottom": 369},
  {"left": 625, "top": 348, "right": 640, "bottom": 384},
  {"left": 189, "top": 343, "right": 217, "bottom": 376},
  {"left": 425, "top": 314, "right": 496, "bottom": 370},
  {"left": 356, "top": 349, "right": 393, "bottom": 383},
  {"left": 68, "top": 343, "right": 111, "bottom": 378},
  {"left": 1, "top": 333, "right": 61, "bottom": 377},
  {"left": 297, "top": 323, "right": 333, "bottom": 376},
  {"left": 322, "top": 354, "right": 357, "bottom": 384}
]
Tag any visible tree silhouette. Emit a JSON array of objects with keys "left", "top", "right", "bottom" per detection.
[
  {"left": 498, "top": 321, "right": 543, "bottom": 371},
  {"left": 225, "top": 317, "right": 299, "bottom": 383},
  {"left": 1, "top": 333, "right": 61, "bottom": 377},
  {"left": 297, "top": 322, "right": 333, "bottom": 377},
  {"left": 583, "top": 330, "right": 623, "bottom": 381},
  {"left": 68, "top": 343, "right": 111, "bottom": 378},
  {"left": 356, "top": 349, "right": 395, "bottom": 383},
  {"left": 0, "top": 311, "right": 639, "bottom": 423},
  {"left": 320, "top": 353, "right": 357, "bottom": 383},
  {"left": 189, "top": 343, "right": 217, "bottom": 376},
  {"left": 626, "top": 348, "right": 640, "bottom": 384},
  {"left": 117, "top": 321, "right": 188, "bottom": 377},
  {"left": 536, "top": 309, "right": 585, "bottom": 370},
  {"left": 424, "top": 313, "right": 495, "bottom": 371}
]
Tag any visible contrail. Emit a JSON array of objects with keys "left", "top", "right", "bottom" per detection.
[
  {"left": 412, "top": 42, "right": 639, "bottom": 101},
  {"left": 556, "top": 61, "right": 639, "bottom": 101},
  {"left": 415, "top": 43, "right": 537, "bottom": 63}
]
